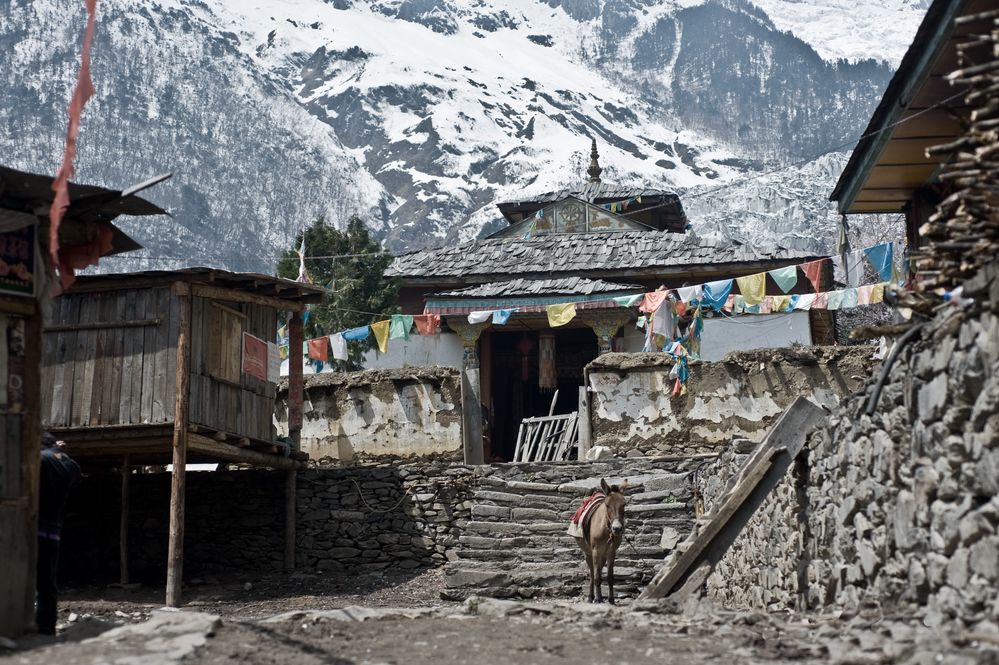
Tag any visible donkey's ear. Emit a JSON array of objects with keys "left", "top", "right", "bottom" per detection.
[
  {"left": 600, "top": 478, "right": 610, "bottom": 494},
  {"left": 619, "top": 480, "right": 629, "bottom": 493}
]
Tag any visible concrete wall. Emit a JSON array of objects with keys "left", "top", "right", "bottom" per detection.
[
  {"left": 620, "top": 312, "right": 813, "bottom": 361},
  {"left": 276, "top": 368, "right": 462, "bottom": 460},
  {"left": 587, "top": 346, "right": 876, "bottom": 455},
  {"left": 701, "top": 265, "right": 999, "bottom": 621}
]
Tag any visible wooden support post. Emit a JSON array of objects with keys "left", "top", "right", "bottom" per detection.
[
  {"left": 287, "top": 311, "right": 303, "bottom": 451},
  {"left": 448, "top": 317, "right": 488, "bottom": 466},
  {"left": 578, "top": 386, "right": 592, "bottom": 458},
  {"left": 285, "top": 310, "right": 304, "bottom": 571},
  {"left": 120, "top": 455, "right": 130, "bottom": 585},
  {"left": 166, "top": 282, "right": 192, "bottom": 608},
  {"left": 284, "top": 469, "right": 296, "bottom": 570}
]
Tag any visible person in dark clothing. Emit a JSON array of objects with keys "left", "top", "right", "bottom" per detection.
[{"left": 36, "top": 432, "right": 81, "bottom": 635}]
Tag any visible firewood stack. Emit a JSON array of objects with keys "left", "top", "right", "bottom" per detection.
[{"left": 915, "top": 10, "right": 999, "bottom": 293}]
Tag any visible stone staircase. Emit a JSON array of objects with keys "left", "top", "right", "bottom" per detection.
[{"left": 443, "top": 467, "right": 698, "bottom": 600}]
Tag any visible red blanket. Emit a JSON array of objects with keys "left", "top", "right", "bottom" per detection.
[{"left": 570, "top": 492, "right": 606, "bottom": 525}]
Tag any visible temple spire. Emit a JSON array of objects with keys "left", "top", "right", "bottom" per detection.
[{"left": 586, "top": 138, "right": 602, "bottom": 183}]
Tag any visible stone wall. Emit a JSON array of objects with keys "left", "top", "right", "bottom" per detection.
[
  {"left": 701, "top": 264, "right": 999, "bottom": 622},
  {"left": 275, "top": 367, "right": 462, "bottom": 460},
  {"left": 587, "top": 346, "right": 875, "bottom": 455},
  {"left": 58, "top": 454, "right": 711, "bottom": 593}
]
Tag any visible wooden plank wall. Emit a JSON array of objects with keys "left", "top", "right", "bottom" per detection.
[
  {"left": 41, "top": 287, "right": 177, "bottom": 428},
  {"left": 188, "top": 295, "right": 277, "bottom": 443}
]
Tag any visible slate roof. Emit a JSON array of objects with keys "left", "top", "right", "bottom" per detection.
[
  {"left": 388, "top": 231, "right": 816, "bottom": 279},
  {"left": 497, "top": 182, "right": 677, "bottom": 206},
  {"left": 496, "top": 181, "right": 686, "bottom": 229},
  {"left": 430, "top": 277, "right": 643, "bottom": 299}
]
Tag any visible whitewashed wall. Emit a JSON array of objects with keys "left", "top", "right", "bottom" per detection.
[
  {"left": 620, "top": 312, "right": 812, "bottom": 360},
  {"left": 281, "top": 333, "right": 464, "bottom": 376}
]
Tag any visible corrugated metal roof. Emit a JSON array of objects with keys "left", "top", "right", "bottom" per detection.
[
  {"left": 430, "top": 277, "right": 643, "bottom": 298},
  {"left": 387, "top": 231, "right": 815, "bottom": 279}
]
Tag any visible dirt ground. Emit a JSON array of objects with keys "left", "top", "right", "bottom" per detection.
[{"left": 2, "top": 569, "right": 997, "bottom": 665}]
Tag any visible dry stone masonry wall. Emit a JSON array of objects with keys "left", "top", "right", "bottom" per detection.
[{"left": 702, "top": 265, "right": 999, "bottom": 624}]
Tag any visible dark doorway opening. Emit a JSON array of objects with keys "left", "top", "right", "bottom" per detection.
[{"left": 488, "top": 327, "right": 598, "bottom": 462}]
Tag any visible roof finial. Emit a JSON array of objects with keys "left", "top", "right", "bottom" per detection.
[{"left": 586, "top": 138, "right": 602, "bottom": 183}]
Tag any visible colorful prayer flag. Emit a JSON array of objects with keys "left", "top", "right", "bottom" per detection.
[
  {"left": 801, "top": 259, "right": 824, "bottom": 293},
  {"left": 371, "top": 320, "right": 390, "bottom": 353},
  {"left": 702, "top": 279, "right": 733, "bottom": 311},
  {"left": 492, "top": 309, "right": 514, "bottom": 325},
  {"left": 343, "top": 326, "right": 370, "bottom": 341},
  {"left": 547, "top": 303, "right": 576, "bottom": 327},
  {"left": 612, "top": 294, "right": 643, "bottom": 307},
  {"left": 863, "top": 243, "right": 894, "bottom": 282},
  {"left": 467, "top": 311, "right": 492, "bottom": 324},
  {"left": 329, "top": 333, "right": 348, "bottom": 361},
  {"left": 736, "top": 273, "right": 766, "bottom": 305},
  {"left": 639, "top": 291, "right": 668, "bottom": 314},
  {"left": 307, "top": 337, "right": 328, "bottom": 362},
  {"left": 768, "top": 266, "right": 798, "bottom": 294},
  {"left": 414, "top": 314, "right": 441, "bottom": 335},
  {"left": 390, "top": 314, "right": 414, "bottom": 340}
]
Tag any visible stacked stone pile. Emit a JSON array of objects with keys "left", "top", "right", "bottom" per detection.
[{"left": 443, "top": 456, "right": 710, "bottom": 600}]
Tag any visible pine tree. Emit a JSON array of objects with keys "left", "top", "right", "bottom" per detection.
[{"left": 276, "top": 217, "right": 399, "bottom": 367}]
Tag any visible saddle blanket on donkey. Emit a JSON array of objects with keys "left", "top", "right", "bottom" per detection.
[{"left": 566, "top": 492, "right": 606, "bottom": 538}]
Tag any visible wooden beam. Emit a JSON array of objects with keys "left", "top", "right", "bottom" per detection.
[
  {"left": 120, "top": 456, "right": 130, "bottom": 585},
  {"left": 191, "top": 284, "right": 308, "bottom": 312},
  {"left": 639, "top": 397, "right": 826, "bottom": 601},
  {"left": 43, "top": 318, "right": 160, "bottom": 333},
  {"left": 284, "top": 469, "right": 296, "bottom": 571},
  {"left": 166, "top": 281, "right": 192, "bottom": 608},
  {"left": 287, "top": 311, "right": 303, "bottom": 453},
  {"left": 187, "top": 434, "right": 303, "bottom": 470}
]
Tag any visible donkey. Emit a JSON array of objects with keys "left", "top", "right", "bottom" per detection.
[{"left": 573, "top": 478, "right": 628, "bottom": 604}]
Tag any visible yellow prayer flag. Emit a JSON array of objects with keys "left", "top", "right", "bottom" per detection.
[
  {"left": 771, "top": 295, "right": 791, "bottom": 312},
  {"left": 871, "top": 283, "right": 886, "bottom": 304},
  {"left": 547, "top": 303, "right": 576, "bottom": 327},
  {"left": 736, "top": 273, "right": 766, "bottom": 305},
  {"left": 371, "top": 320, "right": 390, "bottom": 353}
]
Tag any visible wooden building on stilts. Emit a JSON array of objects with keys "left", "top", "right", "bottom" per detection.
[
  {"left": 0, "top": 165, "right": 167, "bottom": 635},
  {"left": 40, "top": 268, "right": 324, "bottom": 607}
]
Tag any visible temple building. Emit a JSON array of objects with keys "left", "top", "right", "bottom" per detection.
[{"left": 383, "top": 142, "right": 831, "bottom": 461}]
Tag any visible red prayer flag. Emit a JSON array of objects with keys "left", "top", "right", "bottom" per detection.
[
  {"left": 414, "top": 313, "right": 441, "bottom": 335},
  {"left": 50, "top": 0, "right": 99, "bottom": 289},
  {"left": 802, "top": 259, "right": 825, "bottom": 293},
  {"left": 307, "top": 337, "right": 329, "bottom": 362},
  {"left": 639, "top": 291, "right": 668, "bottom": 314}
]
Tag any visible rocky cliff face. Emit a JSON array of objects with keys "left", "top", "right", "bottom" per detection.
[{"left": 0, "top": 0, "right": 921, "bottom": 271}]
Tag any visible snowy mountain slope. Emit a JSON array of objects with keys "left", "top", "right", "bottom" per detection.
[
  {"left": 0, "top": 0, "right": 910, "bottom": 270},
  {"left": 745, "top": 0, "right": 929, "bottom": 65}
]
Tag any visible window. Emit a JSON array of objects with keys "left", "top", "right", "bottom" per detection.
[{"left": 207, "top": 302, "right": 245, "bottom": 383}]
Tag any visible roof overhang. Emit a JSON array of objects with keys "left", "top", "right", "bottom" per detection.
[{"left": 831, "top": 0, "right": 992, "bottom": 215}]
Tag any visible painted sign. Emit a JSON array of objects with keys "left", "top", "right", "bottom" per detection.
[
  {"left": 266, "top": 341, "right": 281, "bottom": 384},
  {"left": 242, "top": 332, "right": 268, "bottom": 382},
  {"left": 0, "top": 226, "right": 35, "bottom": 297}
]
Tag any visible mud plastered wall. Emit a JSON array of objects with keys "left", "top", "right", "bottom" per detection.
[
  {"left": 276, "top": 368, "right": 462, "bottom": 459},
  {"left": 587, "top": 347, "right": 875, "bottom": 455},
  {"left": 703, "top": 265, "right": 999, "bottom": 623}
]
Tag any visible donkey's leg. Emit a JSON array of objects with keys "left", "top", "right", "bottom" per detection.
[
  {"left": 593, "top": 549, "right": 606, "bottom": 603},
  {"left": 577, "top": 538, "right": 594, "bottom": 602},
  {"left": 607, "top": 551, "right": 616, "bottom": 605}
]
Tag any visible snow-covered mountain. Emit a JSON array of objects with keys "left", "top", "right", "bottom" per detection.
[{"left": 0, "top": 0, "right": 918, "bottom": 272}]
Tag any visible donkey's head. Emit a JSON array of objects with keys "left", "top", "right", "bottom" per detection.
[{"left": 600, "top": 478, "right": 629, "bottom": 536}]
